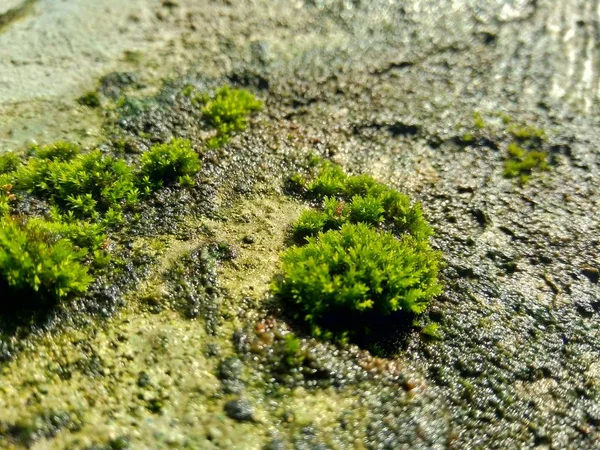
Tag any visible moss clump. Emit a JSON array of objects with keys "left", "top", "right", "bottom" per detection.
[
  {"left": 202, "top": 87, "right": 262, "bottom": 148},
  {"left": 503, "top": 143, "right": 549, "bottom": 184},
  {"left": 276, "top": 162, "right": 442, "bottom": 342},
  {"left": 14, "top": 145, "right": 138, "bottom": 220},
  {"left": 274, "top": 223, "right": 442, "bottom": 340},
  {"left": 507, "top": 124, "right": 546, "bottom": 142},
  {"left": 77, "top": 91, "right": 101, "bottom": 108},
  {"left": 463, "top": 113, "right": 551, "bottom": 184},
  {"left": 0, "top": 138, "right": 185, "bottom": 309},
  {"left": 28, "top": 141, "right": 81, "bottom": 161},
  {"left": 140, "top": 138, "right": 200, "bottom": 188},
  {"left": 293, "top": 162, "right": 433, "bottom": 242},
  {"left": 305, "top": 162, "right": 347, "bottom": 197},
  {"left": 0, "top": 182, "right": 15, "bottom": 217},
  {"left": 0, "top": 217, "right": 92, "bottom": 305},
  {"left": 0, "top": 151, "right": 20, "bottom": 174},
  {"left": 473, "top": 111, "right": 486, "bottom": 129}
]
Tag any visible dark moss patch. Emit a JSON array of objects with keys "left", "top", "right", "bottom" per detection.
[
  {"left": 0, "top": 0, "right": 38, "bottom": 33},
  {"left": 0, "top": 410, "right": 81, "bottom": 447},
  {"left": 77, "top": 91, "right": 101, "bottom": 108},
  {"left": 163, "top": 247, "right": 220, "bottom": 326},
  {"left": 99, "top": 72, "right": 141, "bottom": 100}
]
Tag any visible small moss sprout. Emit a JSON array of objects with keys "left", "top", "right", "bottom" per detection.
[
  {"left": 140, "top": 138, "right": 201, "bottom": 187},
  {"left": 202, "top": 87, "right": 262, "bottom": 148},
  {"left": 503, "top": 143, "right": 549, "bottom": 184}
]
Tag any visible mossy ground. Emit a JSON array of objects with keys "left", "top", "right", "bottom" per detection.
[{"left": 1, "top": 1, "right": 600, "bottom": 449}]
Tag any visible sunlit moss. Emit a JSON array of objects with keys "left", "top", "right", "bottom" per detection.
[
  {"left": 0, "top": 216, "right": 93, "bottom": 304},
  {"left": 296, "top": 161, "right": 433, "bottom": 241},
  {"left": 140, "top": 138, "right": 201, "bottom": 188},
  {"left": 276, "top": 162, "right": 442, "bottom": 342},
  {"left": 274, "top": 222, "right": 442, "bottom": 341},
  {"left": 202, "top": 87, "right": 262, "bottom": 148}
]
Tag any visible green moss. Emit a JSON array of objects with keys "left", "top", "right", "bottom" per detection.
[
  {"left": 123, "top": 50, "right": 142, "bottom": 63},
  {"left": 0, "top": 140, "right": 166, "bottom": 308},
  {"left": 13, "top": 147, "right": 138, "bottom": 219},
  {"left": 274, "top": 223, "right": 442, "bottom": 340},
  {"left": 0, "top": 182, "right": 15, "bottom": 217},
  {"left": 305, "top": 162, "right": 347, "bottom": 197},
  {"left": 182, "top": 84, "right": 209, "bottom": 108},
  {"left": 473, "top": 112, "right": 486, "bottom": 129},
  {"left": 420, "top": 322, "right": 441, "bottom": 340},
  {"left": 140, "top": 138, "right": 200, "bottom": 187},
  {"left": 0, "top": 151, "right": 20, "bottom": 174},
  {"left": 202, "top": 87, "right": 262, "bottom": 148},
  {"left": 349, "top": 194, "right": 384, "bottom": 226},
  {"left": 77, "top": 91, "right": 101, "bottom": 108},
  {"left": 282, "top": 333, "right": 306, "bottom": 367},
  {"left": 0, "top": 217, "right": 92, "bottom": 305},
  {"left": 503, "top": 143, "right": 549, "bottom": 184},
  {"left": 278, "top": 163, "right": 441, "bottom": 343},
  {"left": 295, "top": 162, "right": 433, "bottom": 241},
  {"left": 508, "top": 124, "right": 546, "bottom": 141},
  {"left": 292, "top": 209, "right": 327, "bottom": 243},
  {"left": 28, "top": 212, "right": 106, "bottom": 253},
  {"left": 497, "top": 112, "right": 512, "bottom": 124},
  {"left": 28, "top": 141, "right": 81, "bottom": 161}
]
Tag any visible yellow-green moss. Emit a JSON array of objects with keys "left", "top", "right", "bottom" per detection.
[
  {"left": 275, "top": 163, "right": 442, "bottom": 342},
  {"left": 202, "top": 87, "right": 262, "bottom": 148},
  {"left": 503, "top": 143, "right": 549, "bottom": 184}
]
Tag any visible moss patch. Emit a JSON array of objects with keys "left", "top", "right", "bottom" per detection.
[
  {"left": 202, "top": 87, "right": 263, "bottom": 148},
  {"left": 77, "top": 91, "right": 101, "bottom": 108},
  {"left": 0, "top": 217, "right": 92, "bottom": 306},
  {"left": 275, "top": 163, "right": 442, "bottom": 346},
  {"left": 503, "top": 142, "right": 549, "bottom": 184},
  {"left": 0, "top": 133, "right": 203, "bottom": 310}
]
